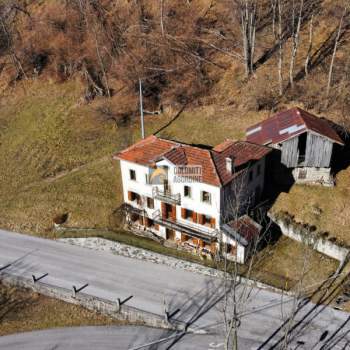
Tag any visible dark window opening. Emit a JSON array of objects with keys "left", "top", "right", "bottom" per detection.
[
  {"left": 298, "top": 133, "right": 307, "bottom": 163},
  {"left": 185, "top": 209, "right": 194, "bottom": 220},
  {"left": 129, "top": 169, "right": 136, "bottom": 181},
  {"left": 298, "top": 169, "right": 307, "bottom": 179},
  {"left": 201, "top": 191, "right": 211, "bottom": 204},
  {"left": 166, "top": 228, "right": 176, "bottom": 241},
  {"left": 184, "top": 185, "right": 191, "bottom": 198},
  {"left": 147, "top": 197, "right": 154, "bottom": 209}
]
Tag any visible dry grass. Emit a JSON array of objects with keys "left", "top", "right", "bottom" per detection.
[
  {"left": 0, "top": 283, "right": 124, "bottom": 336},
  {"left": 271, "top": 168, "right": 350, "bottom": 245},
  {"left": 253, "top": 236, "right": 338, "bottom": 292}
]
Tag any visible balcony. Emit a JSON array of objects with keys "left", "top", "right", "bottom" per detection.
[
  {"left": 152, "top": 187, "right": 181, "bottom": 205},
  {"left": 152, "top": 210, "right": 218, "bottom": 243}
]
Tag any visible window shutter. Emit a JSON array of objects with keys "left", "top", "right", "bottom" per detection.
[
  {"left": 161, "top": 202, "right": 167, "bottom": 219},
  {"left": 128, "top": 191, "right": 133, "bottom": 201},
  {"left": 181, "top": 208, "right": 186, "bottom": 219},
  {"left": 192, "top": 211, "right": 197, "bottom": 223},
  {"left": 210, "top": 242, "right": 217, "bottom": 254},
  {"left": 155, "top": 224, "right": 159, "bottom": 231},
  {"left": 139, "top": 215, "right": 144, "bottom": 225},
  {"left": 210, "top": 217, "right": 216, "bottom": 228},
  {"left": 198, "top": 239, "right": 205, "bottom": 248},
  {"left": 198, "top": 214, "right": 204, "bottom": 225},
  {"left": 171, "top": 205, "right": 176, "bottom": 221}
]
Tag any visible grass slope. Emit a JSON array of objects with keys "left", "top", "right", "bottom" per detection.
[{"left": 0, "top": 283, "right": 124, "bottom": 336}]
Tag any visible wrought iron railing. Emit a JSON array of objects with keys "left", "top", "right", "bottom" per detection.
[{"left": 152, "top": 186, "right": 181, "bottom": 205}]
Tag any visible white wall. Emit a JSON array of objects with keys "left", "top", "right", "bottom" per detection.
[
  {"left": 155, "top": 158, "right": 221, "bottom": 233},
  {"left": 271, "top": 215, "right": 349, "bottom": 262},
  {"left": 221, "top": 234, "right": 246, "bottom": 264}
]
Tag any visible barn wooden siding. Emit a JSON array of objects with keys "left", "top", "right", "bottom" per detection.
[
  {"left": 281, "top": 137, "right": 299, "bottom": 167},
  {"left": 281, "top": 132, "right": 333, "bottom": 168},
  {"left": 305, "top": 133, "right": 333, "bottom": 167}
]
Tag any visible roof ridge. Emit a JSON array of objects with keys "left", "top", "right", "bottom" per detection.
[{"left": 208, "top": 150, "right": 223, "bottom": 187}]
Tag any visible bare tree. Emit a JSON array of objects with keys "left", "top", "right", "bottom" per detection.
[
  {"left": 234, "top": 0, "right": 257, "bottom": 78},
  {"left": 289, "top": 0, "right": 304, "bottom": 89},
  {"left": 325, "top": 6, "right": 347, "bottom": 105},
  {"left": 304, "top": 13, "right": 314, "bottom": 77},
  {"left": 277, "top": 0, "right": 284, "bottom": 96},
  {"left": 271, "top": 0, "right": 277, "bottom": 37},
  {"left": 160, "top": 0, "right": 165, "bottom": 37},
  {"left": 220, "top": 169, "right": 270, "bottom": 350}
]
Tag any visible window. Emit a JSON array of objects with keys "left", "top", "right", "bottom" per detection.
[
  {"left": 257, "top": 164, "right": 261, "bottom": 176},
  {"left": 201, "top": 191, "right": 211, "bottom": 204},
  {"left": 203, "top": 215, "right": 211, "bottom": 226},
  {"left": 182, "top": 208, "right": 195, "bottom": 221},
  {"left": 184, "top": 185, "right": 191, "bottom": 198},
  {"left": 248, "top": 170, "right": 253, "bottom": 182},
  {"left": 129, "top": 169, "right": 136, "bottom": 181},
  {"left": 147, "top": 197, "right": 154, "bottom": 209},
  {"left": 128, "top": 191, "right": 141, "bottom": 204},
  {"left": 145, "top": 174, "right": 150, "bottom": 184}
]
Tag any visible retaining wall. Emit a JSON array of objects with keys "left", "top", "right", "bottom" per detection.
[
  {"left": 270, "top": 214, "right": 349, "bottom": 262},
  {"left": 0, "top": 272, "right": 181, "bottom": 331}
]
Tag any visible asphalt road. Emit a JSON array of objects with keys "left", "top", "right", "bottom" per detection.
[
  {"left": 0, "top": 229, "right": 350, "bottom": 349},
  {"left": 0, "top": 326, "right": 226, "bottom": 350}
]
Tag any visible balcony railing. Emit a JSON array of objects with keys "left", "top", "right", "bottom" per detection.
[
  {"left": 152, "top": 209, "right": 218, "bottom": 243},
  {"left": 152, "top": 187, "right": 181, "bottom": 205}
]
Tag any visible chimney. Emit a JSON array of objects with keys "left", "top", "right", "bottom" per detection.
[{"left": 226, "top": 157, "right": 233, "bottom": 174}]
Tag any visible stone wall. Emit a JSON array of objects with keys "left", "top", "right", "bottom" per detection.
[
  {"left": 0, "top": 272, "right": 183, "bottom": 331},
  {"left": 292, "top": 167, "right": 333, "bottom": 186},
  {"left": 269, "top": 213, "right": 349, "bottom": 262}
]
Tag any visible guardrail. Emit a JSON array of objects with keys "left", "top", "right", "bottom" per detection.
[{"left": 0, "top": 271, "right": 188, "bottom": 331}]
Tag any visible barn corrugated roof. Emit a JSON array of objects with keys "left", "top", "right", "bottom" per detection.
[
  {"left": 246, "top": 107, "right": 344, "bottom": 146},
  {"left": 114, "top": 136, "right": 272, "bottom": 187}
]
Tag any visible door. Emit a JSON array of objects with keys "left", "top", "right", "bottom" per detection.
[{"left": 166, "top": 228, "right": 176, "bottom": 241}]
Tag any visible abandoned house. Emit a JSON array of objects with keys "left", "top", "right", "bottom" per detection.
[
  {"left": 246, "top": 107, "right": 344, "bottom": 186},
  {"left": 114, "top": 135, "right": 271, "bottom": 263}
]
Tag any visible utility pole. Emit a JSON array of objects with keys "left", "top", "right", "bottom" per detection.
[{"left": 139, "top": 78, "right": 145, "bottom": 139}]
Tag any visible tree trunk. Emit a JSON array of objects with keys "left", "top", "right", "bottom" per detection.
[
  {"left": 326, "top": 8, "right": 346, "bottom": 104},
  {"left": 277, "top": 0, "right": 283, "bottom": 96},
  {"left": 239, "top": 0, "right": 257, "bottom": 78},
  {"left": 289, "top": 0, "right": 304, "bottom": 89},
  {"left": 304, "top": 14, "right": 314, "bottom": 77}
]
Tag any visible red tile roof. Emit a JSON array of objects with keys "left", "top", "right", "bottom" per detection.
[
  {"left": 114, "top": 135, "right": 272, "bottom": 187},
  {"left": 113, "top": 135, "right": 177, "bottom": 166},
  {"left": 246, "top": 107, "right": 344, "bottom": 146},
  {"left": 228, "top": 215, "right": 262, "bottom": 243}
]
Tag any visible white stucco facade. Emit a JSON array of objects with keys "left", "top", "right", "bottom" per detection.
[{"left": 119, "top": 153, "right": 267, "bottom": 264}]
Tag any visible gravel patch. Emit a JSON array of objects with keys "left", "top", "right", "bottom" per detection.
[{"left": 59, "top": 237, "right": 223, "bottom": 278}]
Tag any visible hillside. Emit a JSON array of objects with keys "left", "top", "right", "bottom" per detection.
[{"left": 0, "top": 0, "right": 349, "bottom": 242}]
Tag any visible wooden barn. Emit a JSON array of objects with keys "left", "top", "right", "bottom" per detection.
[{"left": 246, "top": 108, "right": 344, "bottom": 185}]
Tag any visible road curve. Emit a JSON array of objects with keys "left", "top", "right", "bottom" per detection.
[
  {"left": 0, "top": 229, "right": 350, "bottom": 349},
  {"left": 0, "top": 326, "right": 226, "bottom": 350}
]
